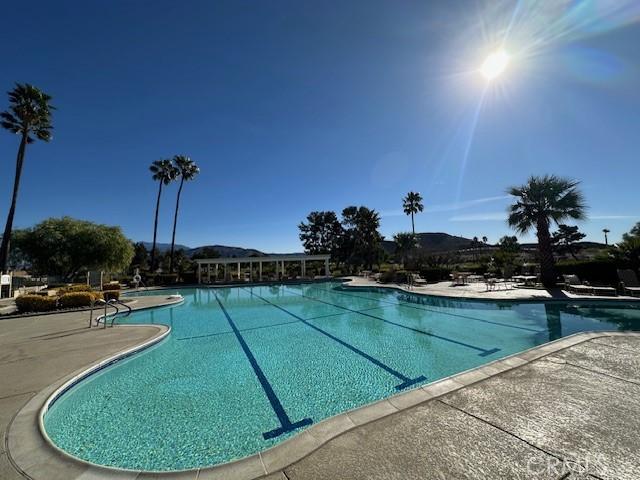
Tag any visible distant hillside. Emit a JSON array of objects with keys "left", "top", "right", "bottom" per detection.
[
  {"left": 140, "top": 242, "right": 266, "bottom": 258},
  {"left": 382, "top": 232, "right": 475, "bottom": 255}
]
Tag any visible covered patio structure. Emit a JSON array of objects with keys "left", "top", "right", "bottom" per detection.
[{"left": 195, "top": 254, "right": 331, "bottom": 283}]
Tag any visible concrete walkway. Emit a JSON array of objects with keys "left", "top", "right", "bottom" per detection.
[{"left": 0, "top": 296, "right": 176, "bottom": 480}]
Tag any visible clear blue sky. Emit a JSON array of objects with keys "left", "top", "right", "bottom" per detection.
[{"left": 1, "top": 1, "right": 639, "bottom": 252}]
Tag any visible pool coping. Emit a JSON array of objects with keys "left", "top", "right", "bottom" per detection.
[{"left": 8, "top": 328, "right": 640, "bottom": 479}]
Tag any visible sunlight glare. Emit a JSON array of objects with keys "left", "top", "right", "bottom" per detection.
[{"left": 480, "top": 50, "right": 510, "bottom": 80}]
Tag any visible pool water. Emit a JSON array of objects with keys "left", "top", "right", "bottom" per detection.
[{"left": 44, "top": 282, "right": 640, "bottom": 471}]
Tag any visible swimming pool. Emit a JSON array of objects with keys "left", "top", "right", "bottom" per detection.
[{"left": 43, "top": 281, "right": 640, "bottom": 471}]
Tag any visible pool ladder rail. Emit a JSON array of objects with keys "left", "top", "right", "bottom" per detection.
[{"left": 91, "top": 298, "right": 132, "bottom": 328}]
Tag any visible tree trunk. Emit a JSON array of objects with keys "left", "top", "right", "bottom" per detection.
[
  {"left": 536, "top": 217, "right": 556, "bottom": 288},
  {"left": 411, "top": 213, "right": 415, "bottom": 235},
  {"left": 0, "top": 131, "right": 28, "bottom": 273},
  {"left": 169, "top": 178, "right": 184, "bottom": 274},
  {"left": 150, "top": 181, "right": 163, "bottom": 273}
]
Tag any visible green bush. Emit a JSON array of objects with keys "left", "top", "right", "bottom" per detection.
[
  {"left": 102, "top": 283, "right": 121, "bottom": 291},
  {"left": 15, "top": 295, "right": 58, "bottom": 313},
  {"left": 58, "top": 292, "right": 96, "bottom": 308}
]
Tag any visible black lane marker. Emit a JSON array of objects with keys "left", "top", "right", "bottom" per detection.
[
  {"left": 285, "top": 288, "right": 500, "bottom": 357},
  {"left": 310, "top": 286, "right": 542, "bottom": 333},
  {"left": 213, "top": 294, "right": 312, "bottom": 439},
  {"left": 244, "top": 288, "right": 426, "bottom": 390}
]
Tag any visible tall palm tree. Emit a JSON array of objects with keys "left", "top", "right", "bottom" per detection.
[
  {"left": 602, "top": 228, "right": 610, "bottom": 246},
  {"left": 0, "top": 84, "right": 54, "bottom": 272},
  {"left": 402, "top": 191, "right": 424, "bottom": 235},
  {"left": 169, "top": 155, "right": 200, "bottom": 273},
  {"left": 507, "top": 175, "right": 586, "bottom": 288},
  {"left": 149, "top": 159, "right": 178, "bottom": 272}
]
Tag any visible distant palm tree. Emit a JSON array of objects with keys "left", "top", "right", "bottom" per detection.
[
  {"left": 149, "top": 159, "right": 178, "bottom": 272},
  {"left": 169, "top": 155, "right": 200, "bottom": 273},
  {"left": 402, "top": 191, "right": 424, "bottom": 235},
  {"left": 482, "top": 236, "right": 488, "bottom": 244},
  {"left": 393, "top": 232, "right": 417, "bottom": 266},
  {"left": 0, "top": 84, "right": 54, "bottom": 272},
  {"left": 508, "top": 175, "right": 586, "bottom": 287},
  {"left": 602, "top": 228, "right": 610, "bottom": 246}
]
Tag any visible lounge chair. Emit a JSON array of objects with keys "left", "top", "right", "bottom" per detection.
[
  {"left": 410, "top": 273, "right": 428, "bottom": 286},
  {"left": 563, "top": 275, "right": 616, "bottom": 296},
  {"left": 618, "top": 269, "right": 640, "bottom": 297}
]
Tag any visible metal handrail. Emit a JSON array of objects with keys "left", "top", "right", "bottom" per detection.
[
  {"left": 109, "top": 299, "right": 132, "bottom": 326},
  {"left": 95, "top": 299, "right": 119, "bottom": 328}
]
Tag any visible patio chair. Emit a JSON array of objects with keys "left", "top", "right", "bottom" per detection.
[
  {"left": 410, "top": 273, "right": 428, "bottom": 286},
  {"left": 563, "top": 275, "right": 617, "bottom": 296},
  {"left": 618, "top": 269, "right": 640, "bottom": 297},
  {"left": 563, "top": 275, "right": 594, "bottom": 295}
]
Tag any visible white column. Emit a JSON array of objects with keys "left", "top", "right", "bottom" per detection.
[
  {"left": 215, "top": 264, "right": 219, "bottom": 281},
  {"left": 249, "top": 261, "right": 253, "bottom": 281},
  {"left": 302, "top": 260, "right": 306, "bottom": 277},
  {"left": 259, "top": 262, "right": 263, "bottom": 281},
  {"left": 197, "top": 263, "right": 202, "bottom": 283},
  {"left": 207, "top": 263, "right": 211, "bottom": 283},
  {"left": 281, "top": 260, "right": 285, "bottom": 279},
  {"left": 325, "top": 258, "right": 330, "bottom": 277},
  {"left": 237, "top": 262, "right": 240, "bottom": 279},
  {"left": 224, "top": 264, "right": 228, "bottom": 281}
]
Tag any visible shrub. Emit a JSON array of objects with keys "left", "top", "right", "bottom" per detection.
[
  {"left": 151, "top": 274, "right": 179, "bottom": 285},
  {"left": 102, "top": 283, "right": 121, "bottom": 291},
  {"left": 58, "top": 292, "right": 97, "bottom": 308},
  {"left": 419, "top": 267, "right": 452, "bottom": 282},
  {"left": 379, "top": 270, "right": 409, "bottom": 284},
  {"left": 57, "top": 284, "right": 93, "bottom": 295},
  {"left": 15, "top": 295, "right": 58, "bottom": 313},
  {"left": 103, "top": 291, "right": 120, "bottom": 301}
]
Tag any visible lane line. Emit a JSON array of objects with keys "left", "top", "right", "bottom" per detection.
[
  {"left": 244, "top": 288, "right": 426, "bottom": 390},
  {"left": 213, "top": 293, "right": 312, "bottom": 439},
  {"left": 285, "top": 288, "right": 500, "bottom": 357}
]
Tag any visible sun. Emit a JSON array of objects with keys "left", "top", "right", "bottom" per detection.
[{"left": 480, "top": 49, "right": 510, "bottom": 80}]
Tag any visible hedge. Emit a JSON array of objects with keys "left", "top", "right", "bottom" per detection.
[
  {"left": 15, "top": 295, "right": 58, "bottom": 313},
  {"left": 58, "top": 292, "right": 97, "bottom": 309},
  {"left": 102, "top": 283, "right": 121, "bottom": 291},
  {"left": 419, "top": 267, "right": 452, "bottom": 282},
  {"left": 57, "top": 284, "right": 93, "bottom": 295}
]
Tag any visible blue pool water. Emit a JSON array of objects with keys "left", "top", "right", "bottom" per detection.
[{"left": 44, "top": 282, "right": 640, "bottom": 471}]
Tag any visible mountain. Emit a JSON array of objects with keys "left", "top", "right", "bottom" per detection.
[
  {"left": 141, "top": 242, "right": 191, "bottom": 253},
  {"left": 140, "top": 242, "right": 267, "bottom": 258},
  {"left": 382, "top": 232, "right": 475, "bottom": 254}
]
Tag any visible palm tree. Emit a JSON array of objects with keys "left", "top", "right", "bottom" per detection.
[
  {"left": 0, "top": 84, "right": 54, "bottom": 272},
  {"left": 402, "top": 191, "right": 424, "bottom": 235},
  {"left": 394, "top": 232, "right": 418, "bottom": 266},
  {"left": 602, "top": 228, "right": 610, "bottom": 246},
  {"left": 169, "top": 155, "right": 200, "bottom": 273},
  {"left": 507, "top": 175, "right": 586, "bottom": 288},
  {"left": 149, "top": 159, "right": 178, "bottom": 272}
]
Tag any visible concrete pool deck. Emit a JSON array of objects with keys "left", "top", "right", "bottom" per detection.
[
  {"left": 1, "top": 293, "right": 639, "bottom": 479},
  {"left": 344, "top": 276, "right": 640, "bottom": 302}
]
